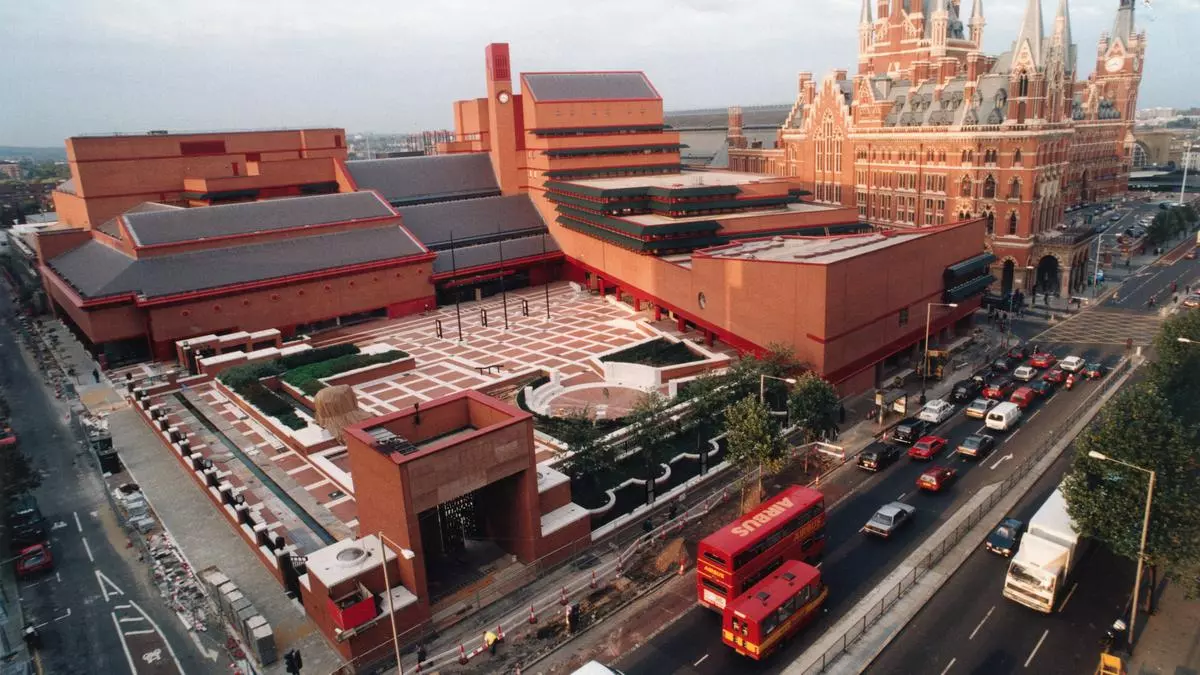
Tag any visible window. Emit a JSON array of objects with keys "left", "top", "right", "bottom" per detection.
[
  {"left": 982, "top": 175, "right": 997, "bottom": 199},
  {"left": 1009, "top": 178, "right": 1021, "bottom": 199},
  {"left": 960, "top": 176, "right": 972, "bottom": 197},
  {"left": 1018, "top": 73, "right": 1029, "bottom": 97},
  {"left": 1013, "top": 149, "right": 1022, "bottom": 166},
  {"left": 986, "top": 212, "right": 995, "bottom": 234},
  {"left": 899, "top": 308, "right": 909, "bottom": 326},
  {"left": 1008, "top": 211, "right": 1018, "bottom": 235}
]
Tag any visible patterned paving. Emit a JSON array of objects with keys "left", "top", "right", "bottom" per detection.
[{"left": 1033, "top": 307, "right": 1166, "bottom": 346}]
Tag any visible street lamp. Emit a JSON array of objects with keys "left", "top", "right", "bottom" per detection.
[
  {"left": 1087, "top": 451, "right": 1156, "bottom": 652},
  {"left": 759, "top": 374, "right": 797, "bottom": 406},
  {"left": 1092, "top": 233, "right": 1117, "bottom": 298},
  {"left": 923, "top": 302, "right": 958, "bottom": 399},
  {"left": 1177, "top": 337, "right": 1197, "bottom": 344}
]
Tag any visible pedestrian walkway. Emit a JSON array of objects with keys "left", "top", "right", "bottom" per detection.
[
  {"left": 1126, "top": 580, "right": 1200, "bottom": 675},
  {"left": 0, "top": 566, "right": 32, "bottom": 675}
]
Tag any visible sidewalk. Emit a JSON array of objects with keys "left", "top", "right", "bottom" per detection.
[
  {"left": 1126, "top": 580, "right": 1200, "bottom": 675},
  {"left": 0, "top": 567, "right": 32, "bottom": 675}
]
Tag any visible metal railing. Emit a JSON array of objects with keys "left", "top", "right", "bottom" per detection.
[{"left": 798, "top": 356, "right": 1134, "bottom": 675}]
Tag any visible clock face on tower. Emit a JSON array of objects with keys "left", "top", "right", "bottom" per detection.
[
  {"left": 1105, "top": 56, "right": 1124, "bottom": 73},
  {"left": 497, "top": 91, "right": 511, "bottom": 104}
]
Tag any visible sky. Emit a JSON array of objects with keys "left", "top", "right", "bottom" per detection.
[{"left": 2, "top": 0, "right": 1198, "bottom": 147}]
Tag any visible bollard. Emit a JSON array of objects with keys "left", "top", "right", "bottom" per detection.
[
  {"left": 590, "top": 570, "right": 598, "bottom": 589},
  {"left": 559, "top": 587, "right": 569, "bottom": 606},
  {"left": 528, "top": 605, "right": 537, "bottom": 624},
  {"left": 458, "top": 644, "right": 468, "bottom": 665},
  {"left": 678, "top": 557, "right": 686, "bottom": 575}
]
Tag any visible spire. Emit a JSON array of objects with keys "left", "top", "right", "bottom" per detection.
[
  {"left": 1112, "top": 0, "right": 1134, "bottom": 47},
  {"left": 970, "top": 0, "right": 985, "bottom": 47},
  {"left": 1012, "top": 0, "right": 1044, "bottom": 68},
  {"left": 861, "top": 0, "right": 873, "bottom": 24},
  {"left": 1053, "top": 0, "right": 1074, "bottom": 72}
]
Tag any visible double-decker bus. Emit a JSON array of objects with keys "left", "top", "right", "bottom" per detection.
[
  {"left": 696, "top": 485, "right": 825, "bottom": 611},
  {"left": 722, "top": 559, "right": 828, "bottom": 659}
]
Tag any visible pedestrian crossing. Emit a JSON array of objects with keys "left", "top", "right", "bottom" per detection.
[{"left": 1032, "top": 308, "right": 1165, "bottom": 347}]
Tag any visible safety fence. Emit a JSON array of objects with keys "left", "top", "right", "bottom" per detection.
[{"left": 797, "top": 357, "right": 1134, "bottom": 675}]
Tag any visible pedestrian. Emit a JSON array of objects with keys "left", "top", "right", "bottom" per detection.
[
  {"left": 485, "top": 630, "right": 499, "bottom": 656},
  {"left": 417, "top": 644, "right": 427, "bottom": 665},
  {"left": 838, "top": 403, "right": 846, "bottom": 425},
  {"left": 92, "top": 368, "right": 100, "bottom": 383}
]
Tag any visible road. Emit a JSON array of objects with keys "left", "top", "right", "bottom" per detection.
[
  {"left": 863, "top": 448, "right": 1135, "bottom": 675},
  {"left": 615, "top": 338, "right": 1127, "bottom": 675},
  {"left": 0, "top": 293, "right": 223, "bottom": 675}
]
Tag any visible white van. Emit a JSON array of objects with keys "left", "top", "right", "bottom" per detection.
[
  {"left": 985, "top": 401, "right": 1023, "bottom": 432},
  {"left": 571, "top": 662, "right": 626, "bottom": 675}
]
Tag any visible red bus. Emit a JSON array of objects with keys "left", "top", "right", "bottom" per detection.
[
  {"left": 722, "top": 559, "right": 828, "bottom": 659},
  {"left": 696, "top": 485, "right": 826, "bottom": 611}
]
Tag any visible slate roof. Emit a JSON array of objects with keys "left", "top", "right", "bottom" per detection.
[
  {"left": 433, "top": 233, "right": 561, "bottom": 275},
  {"left": 97, "top": 202, "right": 182, "bottom": 240},
  {"left": 522, "top": 72, "right": 658, "bottom": 102},
  {"left": 122, "top": 192, "right": 394, "bottom": 247},
  {"left": 344, "top": 154, "right": 499, "bottom": 206},
  {"left": 47, "top": 225, "right": 426, "bottom": 300},
  {"left": 876, "top": 75, "right": 1006, "bottom": 128},
  {"left": 395, "top": 195, "right": 546, "bottom": 248}
]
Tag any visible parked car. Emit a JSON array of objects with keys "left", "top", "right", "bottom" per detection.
[
  {"left": 950, "top": 378, "right": 982, "bottom": 403},
  {"left": 916, "top": 466, "right": 959, "bottom": 492},
  {"left": 892, "top": 418, "right": 932, "bottom": 445},
  {"left": 983, "top": 379, "right": 1015, "bottom": 400},
  {"left": 1029, "top": 379, "right": 1055, "bottom": 397},
  {"left": 991, "top": 356, "right": 1015, "bottom": 372},
  {"left": 1043, "top": 367, "right": 1067, "bottom": 384},
  {"left": 14, "top": 543, "right": 54, "bottom": 579},
  {"left": 862, "top": 502, "right": 916, "bottom": 538},
  {"left": 1183, "top": 292, "right": 1200, "bottom": 308},
  {"left": 1060, "top": 355, "right": 1086, "bottom": 372},
  {"left": 918, "top": 399, "right": 956, "bottom": 424},
  {"left": 908, "top": 435, "right": 947, "bottom": 460},
  {"left": 1029, "top": 352, "right": 1058, "bottom": 369},
  {"left": 985, "top": 518, "right": 1026, "bottom": 557},
  {"left": 1009, "top": 386, "right": 1038, "bottom": 409},
  {"left": 7, "top": 494, "right": 46, "bottom": 547},
  {"left": 1012, "top": 365, "right": 1038, "bottom": 382},
  {"left": 857, "top": 444, "right": 902, "bottom": 472},
  {"left": 1186, "top": 251, "right": 1197, "bottom": 261},
  {"left": 1083, "top": 362, "right": 1107, "bottom": 379},
  {"left": 964, "top": 397, "right": 998, "bottom": 419},
  {"left": 956, "top": 433, "right": 996, "bottom": 459},
  {"left": 0, "top": 425, "right": 16, "bottom": 448}
]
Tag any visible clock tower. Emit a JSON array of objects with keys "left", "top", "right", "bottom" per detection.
[
  {"left": 1093, "top": 0, "right": 1145, "bottom": 122},
  {"left": 485, "top": 43, "right": 521, "bottom": 195}
]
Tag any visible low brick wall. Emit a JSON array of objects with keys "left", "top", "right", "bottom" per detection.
[{"left": 320, "top": 355, "right": 416, "bottom": 388}]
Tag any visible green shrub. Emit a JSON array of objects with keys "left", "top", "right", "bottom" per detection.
[
  {"left": 600, "top": 339, "right": 701, "bottom": 367},
  {"left": 282, "top": 351, "right": 408, "bottom": 396},
  {"left": 218, "top": 361, "right": 285, "bottom": 390},
  {"left": 279, "top": 344, "right": 359, "bottom": 370}
]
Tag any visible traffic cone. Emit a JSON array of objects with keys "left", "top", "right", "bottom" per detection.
[
  {"left": 678, "top": 556, "right": 686, "bottom": 575},
  {"left": 528, "top": 605, "right": 537, "bottom": 624},
  {"left": 458, "top": 644, "right": 468, "bottom": 664},
  {"left": 590, "top": 570, "right": 598, "bottom": 589},
  {"left": 560, "top": 587, "right": 569, "bottom": 605}
]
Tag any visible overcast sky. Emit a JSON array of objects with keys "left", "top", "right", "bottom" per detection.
[{"left": 1, "top": 0, "right": 1197, "bottom": 147}]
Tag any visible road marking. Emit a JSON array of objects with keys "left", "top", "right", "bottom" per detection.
[
  {"left": 96, "top": 569, "right": 126, "bottom": 603},
  {"left": 111, "top": 613, "right": 139, "bottom": 675},
  {"left": 694, "top": 654, "right": 709, "bottom": 667},
  {"left": 74, "top": 511, "right": 82, "bottom": 532},
  {"left": 1025, "top": 629, "right": 1049, "bottom": 668},
  {"left": 129, "top": 600, "right": 185, "bottom": 673},
  {"left": 55, "top": 571, "right": 61, "bottom": 583},
  {"left": 82, "top": 536, "right": 94, "bottom": 562},
  {"left": 897, "top": 492, "right": 909, "bottom": 501},
  {"left": 1028, "top": 410, "right": 1040, "bottom": 421},
  {"left": 51, "top": 521, "right": 68, "bottom": 531},
  {"left": 124, "top": 629, "right": 156, "bottom": 636},
  {"left": 119, "top": 616, "right": 146, "bottom": 623},
  {"left": 969, "top": 606, "right": 995, "bottom": 640},
  {"left": 53, "top": 608, "right": 71, "bottom": 622},
  {"left": 1060, "top": 582, "right": 1079, "bottom": 611},
  {"left": 190, "top": 631, "right": 220, "bottom": 661},
  {"left": 114, "top": 603, "right": 132, "bottom": 610},
  {"left": 989, "top": 453, "right": 1014, "bottom": 470},
  {"left": 940, "top": 657, "right": 957, "bottom": 675}
]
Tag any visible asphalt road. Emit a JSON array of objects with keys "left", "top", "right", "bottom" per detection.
[
  {"left": 863, "top": 447, "right": 1136, "bottom": 675},
  {"left": 0, "top": 294, "right": 221, "bottom": 675},
  {"left": 615, "top": 338, "right": 1127, "bottom": 675}
]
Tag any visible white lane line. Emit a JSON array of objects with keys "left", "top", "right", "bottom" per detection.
[
  {"left": 190, "top": 631, "right": 220, "bottom": 661},
  {"left": 53, "top": 608, "right": 71, "bottom": 622},
  {"left": 129, "top": 600, "right": 185, "bottom": 673},
  {"left": 897, "top": 492, "right": 909, "bottom": 501},
  {"left": 55, "top": 571, "right": 61, "bottom": 583},
  {"left": 694, "top": 654, "right": 709, "bottom": 667},
  {"left": 73, "top": 511, "right": 82, "bottom": 532},
  {"left": 940, "top": 657, "right": 957, "bottom": 675},
  {"left": 1025, "top": 629, "right": 1049, "bottom": 668},
  {"left": 81, "top": 536, "right": 94, "bottom": 563},
  {"left": 96, "top": 570, "right": 125, "bottom": 603},
  {"left": 114, "top": 603, "right": 132, "bottom": 610},
  {"left": 122, "top": 629, "right": 156, "bottom": 636},
  {"left": 969, "top": 606, "right": 995, "bottom": 640},
  {"left": 111, "top": 613, "right": 139, "bottom": 675},
  {"left": 118, "top": 616, "right": 146, "bottom": 623},
  {"left": 1028, "top": 410, "right": 1040, "bottom": 421},
  {"left": 1059, "top": 582, "right": 1079, "bottom": 611}
]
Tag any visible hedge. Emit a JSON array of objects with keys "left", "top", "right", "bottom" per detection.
[
  {"left": 279, "top": 343, "right": 358, "bottom": 370},
  {"left": 242, "top": 382, "right": 307, "bottom": 430},
  {"left": 283, "top": 351, "right": 409, "bottom": 396}
]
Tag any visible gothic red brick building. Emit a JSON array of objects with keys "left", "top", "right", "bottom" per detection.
[{"left": 729, "top": 0, "right": 1145, "bottom": 299}]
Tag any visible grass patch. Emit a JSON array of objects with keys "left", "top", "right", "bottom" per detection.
[
  {"left": 600, "top": 338, "right": 701, "bottom": 368},
  {"left": 282, "top": 350, "right": 408, "bottom": 396}
]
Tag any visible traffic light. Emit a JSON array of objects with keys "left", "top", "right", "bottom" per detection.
[{"left": 284, "top": 649, "right": 303, "bottom": 674}]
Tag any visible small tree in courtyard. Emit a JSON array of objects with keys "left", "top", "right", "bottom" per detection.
[
  {"left": 724, "top": 395, "right": 787, "bottom": 494},
  {"left": 1061, "top": 381, "right": 1200, "bottom": 604},
  {"left": 787, "top": 372, "right": 840, "bottom": 444},
  {"left": 726, "top": 343, "right": 802, "bottom": 410},
  {"left": 627, "top": 392, "right": 673, "bottom": 481},
  {"left": 558, "top": 408, "right": 613, "bottom": 488},
  {"left": 684, "top": 371, "right": 730, "bottom": 452}
]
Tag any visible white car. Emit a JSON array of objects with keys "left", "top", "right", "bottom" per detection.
[
  {"left": 1060, "top": 356, "right": 1086, "bottom": 373},
  {"left": 917, "top": 399, "right": 955, "bottom": 424},
  {"left": 1012, "top": 365, "right": 1038, "bottom": 382}
]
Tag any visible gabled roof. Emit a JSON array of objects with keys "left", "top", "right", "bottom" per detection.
[
  {"left": 396, "top": 195, "right": 546, "bottom": 248},
  {"left": 97, "top": 202, "right": 182, "bottom": 240},
  {"left": 122, "top": 192, "right": 393, "bottom": 247},
  {"left": 522, "top": 72, "right": 659, "bottom": 102},
  {"left": 344, "top": 154, "right": 499, "bottom": 206},
  {"left": 433, "top": 232, "right": 560, "bottom": 275},
  {"left": 47, "top": 225, "right": 426, "bottom": 301}
]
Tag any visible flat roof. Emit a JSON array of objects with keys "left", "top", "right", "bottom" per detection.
[
  {"left": 567, "top": 170, "right": 789, "bottom": 191},
  {"left": 624, "top": 201, "right": 839, "bottom": 227},
  {"left": 306, "top": 534, "right": 397, "bottom": 588},
  {"left": 701, "top": 231, "right": 926, "bottom": 264}
]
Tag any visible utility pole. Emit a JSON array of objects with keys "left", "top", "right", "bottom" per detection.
[
  {"left": 498, "top": 228, "right": 509, "bottom": 330},
  {"left": 450, "top": 231, "right": 463, "bottom": 341}
]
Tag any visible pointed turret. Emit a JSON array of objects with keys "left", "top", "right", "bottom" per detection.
[
  {"left": 1112, "top": 0, "right": 1135, "bottom": 48},
  {"left": 859, "top": 0, "right": 875, "bottom": 60},
  {"left": 861, "top": 0, "right": 873, "bottom": 24},
  {"left": 1052, "top": 0, "right": 1075, "bottom": 73},
  {"left": 969, "top": 0, "right": 985, "bottom": 48},
  {"left": 1012, "top": 0, "right": 1044, "bottom": 69}
]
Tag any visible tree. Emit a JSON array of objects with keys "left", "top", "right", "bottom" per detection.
[
  {"left": 627, "top": 392, "right": 673, "bottom": 480},
  {"left": 787, "top": 372, "right": 840, "bottom": 444},
  {"left": 683, "top": 371, "right": 730, "bottom": 452},
  {"left": 1149, "top": 307, "right": 1200, "bottom": 423},
  {"left": 724, "top": 395, "right": 788, "bottom": 490},
  {"left": 726, "top": 343, "right": 803, "bottom": 410},
  {"left": 1061, "top": 381, "right": 1200, "bottom": 602},
  {"left": 558, "top": 408, "right": 613, "bottom": 485},
  {"left": 0, "top": 447, "right": 42, "bottom": 499}
]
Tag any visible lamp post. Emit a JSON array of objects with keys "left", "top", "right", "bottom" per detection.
[
  {"left": 1087, "top": 451, "right": 1156, "bottom": 652},
  {"left": 1093, "top": 233, "right": 1115, "bottom": 298},
  {"left": 923, "top": 302, "right": 958, "bottom": 399},
  {"left": 759, "top": 374, "right": 797, "bottom": 407},
  {"left": 377, "top": 532, "right": 405, "bottom": 674},
  {"left": 1178, "top": 337, "right": 1197, "bottom": 344}
]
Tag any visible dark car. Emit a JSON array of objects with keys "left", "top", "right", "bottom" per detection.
[
  {"left": 971, "top": 368, "right": 997, "bottom": 386},
  {"left": 1029, "top": 379, "right": 1054, "bottom": 397},
  {"left": 950, "top": 379, "right": 982, "bottom": 403},
  {"left": 857, "top": 444, "right": 902, "bottom": 472},
  {"left": 982, "top": 378, "right": 1015, "bottom": 400},
  {"left": 891, "top": 418, "right": 932, "bottom": 445},
  {"left": 991, "top": 356, "right": 1015, "bottom": 372},
  {"left": 986, "top": 517, "right": 1026, "bottom": 557},
  {"left": 956, "top": 433, "right": 996, "bottom": 459},
  {"left": 8, "top": 494, "right": 47, "bottom": 546},
  {"left": 1083, "top": 362, "right": 1107, "bottom": 379}
]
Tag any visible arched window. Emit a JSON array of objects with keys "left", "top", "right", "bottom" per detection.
[
  {"left": 1008, "top": 211, "right": 1018, "bottom": 235},
  {"left": 986, "top": 212, "right": 995, "bottom": 234},
  {"left": 1009, "top": 178, "right": 1021, "bottom": 199},
  {"left": 962, "top": 149, "right": 969, "bottom": 163},
  {"left": 1013, "top": 148, "right": 1022, "bottom": 166},
  {"left": 960, "top": 176, "right": 972, "bottom": 197},
  {"left": 1017, "top": 101, "right": 1027, "bottom": 124},
  {"left": 983, "top": 175, "right": 997, "bottom": 199},
  {"left": 1018, "top": 72, "right": 1029, "bottom": 97}
]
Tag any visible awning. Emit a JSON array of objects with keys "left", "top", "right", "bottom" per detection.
[{"left": 944, "top": 274, "right": 995, "bottom": 303}]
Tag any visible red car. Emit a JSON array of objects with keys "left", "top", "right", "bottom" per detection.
[
  {"left": 1029, "top": 352, "right": 1057, "bottom": 369},
  {"left": 1009, "top": 386, "right": 1038, "bottom": 409},
  {"left": 917, "top": 466, "right": 959, "bottom": 492},
  {"left": 1042, "top": 367, "right": 1067, "bottom": 384},
  {"left": 908, "top": 435, "right": 947, "bottom": 460},
  {"left": 14, "top": 544, "right": 54, "bottom": 579},
  {"left": 982, "top": 379, "right": 1015, "bottom": 400},
  {"left": 0, "top": 426, "right": 15, "bottom": 448}
]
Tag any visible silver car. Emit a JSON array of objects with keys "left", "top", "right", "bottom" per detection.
[{"left": 863, "top": 502, "right": 916, "bottom": 538}]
